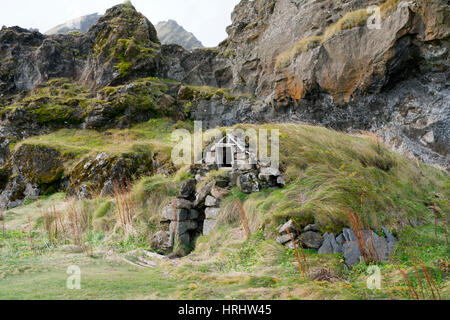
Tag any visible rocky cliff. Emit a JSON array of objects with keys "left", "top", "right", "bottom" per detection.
[
  {"left": 0, "top": 0, "right": 449, "bottom": 169},
  {"left": 213, "top": 0, "right": 449, "bottom": 168},
  {"left": 156, "top": 20, "right": 204, "bottom": 50}
]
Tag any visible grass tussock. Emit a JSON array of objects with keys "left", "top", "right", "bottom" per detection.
[
  {"left": 287, "top": 228, "right": 309, "bottom": 280},
  {"left": 113, "top": 179, "right": 137, "bottom": 237},
  {"left": 275, "top": 36, "right": 322, "bottom": 69},
  {"left": 0, "top": 210, "right": 5, "bottom": 236},
  {"left": 380, "top": 0, "right": 404, "bottom": 17},
  {"left": 66, "top": 201, "right": 91, "bottom": 247},
  {"left": 132, "top": 169, "right": 191, "bottom": 222},
  {"left": 322, "top": 9, "right": 369, "bottom": 43},
  {"left": 235, "top": 198, "right": 252, "bottom": 240}
]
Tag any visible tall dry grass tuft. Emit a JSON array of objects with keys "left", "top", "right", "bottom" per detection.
[
  {"left": 113, "top": 178, "right": 137, "bottom": 237},
  {"left": 42, "top": 205, "right": 73, "bottom": 245},
  {"left": 27, "top": 216, "right": 34, "bottom": 251},
  {"left": 42, "top": 206, "right": 59, "bottom": 244},
  {"left": 344, "top": 209, "right": 382, "bottom": 263},
  {"left": 235, "top": 198, "right": 251, "bottom": 240},
  {"left": 431, "top": 202, "right": 448, "bottom": 246},
  {"left": 67, "top": 201, "right": 90, "bottom": 247},
  {"left": 287, "top": 229, "right": 309, "bottom": 280},
  {"left": 0, "top": 209, "right": 5, "bottom": 236},
  {"left": 399, "top": 251, "right": 442, "bottom": 300}
]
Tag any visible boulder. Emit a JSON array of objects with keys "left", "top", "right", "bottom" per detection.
[
  {"left": 179, "top": 179, "right": 196, "bottom": 200},
  {"left": 304, "top": 224, "right": 319, "bottom": 232},
  {"left": 277, "top": 220, "right": 300, "bottom": 234},
  {"left": 363, "top": 230, "right": 391, "bottom": 262},
  {"left": 277, "top": 176, "right": 286, "bottom": 187},
  {"left": 299, "top": 231, "right": 323, "bottom": 250},
  {"left": 276, "top": 233, "right": 294, "bottom": 245},
  {"left": 203, "top": 219, "right": 217, "bottom": 236},
  {"left": 382, "top": 227, "right": 397, "bottom": 245},
  {"left": 318, "top": 233, "right": 334, "bottom": 255},
  {"left": 237, "top": 172, "right": 260, "bottom": 194},
  {"left": 0, "top": 175, "right": 26, "bottom": 210},
  {"left": 171, "top": 198, "right": 194, "bottom": 210},
  {"left": 318, "top": 233, "right": 343, "bottom": 255},
  {"left": 77, "top": 184, "right": 91, "bottom": 200},
  {"left": 67, "top": 152, "right": 153, "bottom": 199},
  {"left": 12, "top": 144, "right": 64, "bottom": 185},
  {"left": 343, "top": 242, "right": 363, "bottom": 268},
  {"left": 343, "top": 228, "right": 357, "bottom": 242},
  {"left": 382, "top": 227, "right": 398, "bottom": 255},
  {"left": 205, "top": 207, "right": 221, "bottom": 220},
  {"left": 177, "top": 85, "right": 194, "bottom": 100},
  {"left": 205, "top": 195, "right": 218, "bottom": 207},
  {"left": 195, "top": 181, "right": 215, "bottom": 207},
  {"left": 100, "top": 180, "right": 115, "bottom": 197},
  {"left": 336, "top": 234, "right": 345, "bottom": 246},
  {"left": 161, "top": 206, "right": 190, "bottom": 222},
  {"left": 170, "top": 220, "right": 198, "bottom": 235},
  {"left": 211, "top": 186, "right": 230, "bottom": 200},
  {"left": 324, "top": 229, "right": 398, "bottom": 267},
  {"left": 151, "top": 231, "right": 172, "bottom": 253}
]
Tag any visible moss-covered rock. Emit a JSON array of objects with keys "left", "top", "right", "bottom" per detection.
[
  {"left": 12, "top": 144, "right": 64, "bottom": 185},
  {"left": 67, "top": 150, "right": 155, "bottom": 199},
  {"left": 0, "top": 77, "right": 188, "bottom": 132},
  {"left": 81, "top": 2, "right": 161, "bottom": 88},
  {"left": 0, "top": 78, "right": 92, "bottom": 133}
]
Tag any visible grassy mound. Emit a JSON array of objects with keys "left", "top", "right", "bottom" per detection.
[
  {"left": 212, "top": 124, "right": 448, "bottom": 234},
  {"left": 1, "top": 122, "right": 448, "bottom": 300}
]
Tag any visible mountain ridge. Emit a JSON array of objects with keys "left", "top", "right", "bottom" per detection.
[
  {"left": 44, "top": 12, "right": 204, "bottom": 52},
  {"left": 156, "top": 19, "right": 204, "bottom": 50},
  {"left": 44, "top": 13, "right": 102, "bottom": 35}
]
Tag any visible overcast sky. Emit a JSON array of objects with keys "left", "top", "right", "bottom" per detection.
[{"left": 0, "top": 0, "right": 241, "bottom": 47}]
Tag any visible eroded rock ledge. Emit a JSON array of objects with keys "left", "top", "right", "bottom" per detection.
[{"left": 1, "top": 1, "right": 448, "bottom": 168}]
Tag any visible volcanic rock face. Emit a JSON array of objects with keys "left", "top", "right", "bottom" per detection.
[
  {"left": 0, "top": 2, "right": 161, "bottom": 95},
  {"left": 79, "top": 3, "right": 161, "bottom": 88},
  {"left": 156, "top": 20, "right": 204, "bottom": 50},
  {"left": 0, "top": 0, "right": 448, "bottom": 169},
  {"left": 0, "top": 27, "right": 81, "bottom": 94},
  {"left": 203, "top": 0, "right": 450, "bottom": 167}
]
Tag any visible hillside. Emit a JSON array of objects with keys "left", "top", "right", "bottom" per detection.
[
  {"left": 0, "top": 1, "right": 448, "bottom": 300},
  {"left": 1, "top": 119, "right": 448, "bottom": 299}
]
